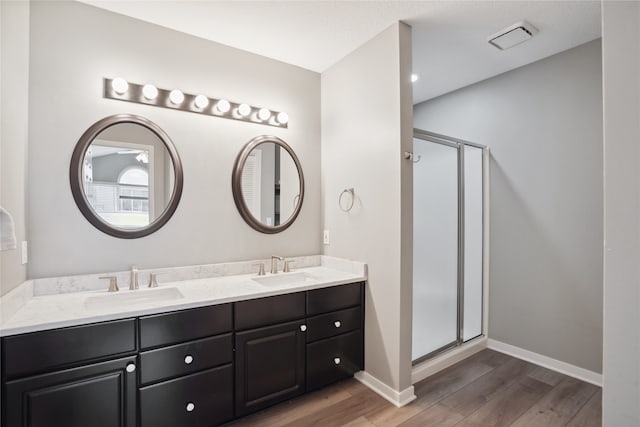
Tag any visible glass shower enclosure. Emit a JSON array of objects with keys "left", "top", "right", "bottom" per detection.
[{"left": 412, "top": 129, "right": 487, "bottom": 364}]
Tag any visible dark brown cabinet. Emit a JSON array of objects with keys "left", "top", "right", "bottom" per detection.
[
  {"left": 4, "top": 355, "right": 137, "bottom": 427},
  {"left": 235, "top": 320, "right": 306, "bottom": 417},
  {"left": 137, "top": 304, "right": 234, "bottom": 426},
  {"left": 305, "top": 283, "right": 364, "bottom": 392},
  {"left": 1, "top": 282, "right": 364, "bottom": 427}
]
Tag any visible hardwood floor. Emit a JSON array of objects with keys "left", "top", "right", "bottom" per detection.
[{"left": 226, "top": 349, "right": 601, "bottom": 427}]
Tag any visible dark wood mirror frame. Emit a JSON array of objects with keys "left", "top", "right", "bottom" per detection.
[
  {"left": 232, "top": 135, "right": 304, "bottom": 234},
  {"left": 69, "top": 114, "right": 184, "bottom": 239}
]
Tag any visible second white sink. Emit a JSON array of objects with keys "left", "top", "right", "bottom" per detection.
[
  {"left": 85, "top": 287, "right": 184, "bottom": 310},
  {"left": 252, "top": 272, "right": 316, "bottom": 286}
]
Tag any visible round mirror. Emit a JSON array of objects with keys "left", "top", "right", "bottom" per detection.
[
  {"left": 70, "top": 114, "right": 183, "bottom": 238},
  {"left": 232, "top": 135, "right": 304, "bottom": 234}
]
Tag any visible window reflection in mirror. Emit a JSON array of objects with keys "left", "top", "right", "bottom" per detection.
[
  {"left": 81, "top": 123, "right": 175, "bottom": 229},
  {"left": 241, "top": 143, "right": 300, "bottom": 226}
]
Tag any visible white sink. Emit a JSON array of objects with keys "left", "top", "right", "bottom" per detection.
[
  {"left": 85, "top": 287, "right": 184, "bottom": 310},
  {"left": 252, "top": 272, "right": 316, "bottom": 286}
]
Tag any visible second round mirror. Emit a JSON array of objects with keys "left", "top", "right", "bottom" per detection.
[{"left": 232, "top": 136, "right": 304, "bottom": 233}]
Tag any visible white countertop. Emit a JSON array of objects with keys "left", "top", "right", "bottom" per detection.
[{"left": 0, "top": 260, "right": 366, "bottom": 337}]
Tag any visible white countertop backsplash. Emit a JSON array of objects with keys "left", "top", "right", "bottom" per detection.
[{"left": 0, "top": 256, "right": 366, "bottom": 337}]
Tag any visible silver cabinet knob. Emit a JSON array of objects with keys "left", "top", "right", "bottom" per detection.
[
  {"left": 334, "top": 357, "right": 341, "bottom": 365},
  {"left": 300, "top": 325, "right": 307, "bottom": 332},
  {"left": 334, "top": 321, "right": 341, "bottom": 328},
  {"left": 126, "top": 363, "right": 136, "bottom": 373},
  {"left": 186, "top": 402, "right": 195, "bottom": 412},
  {"left": 184, "top": 355, "right": 194, "bottom": 365}
]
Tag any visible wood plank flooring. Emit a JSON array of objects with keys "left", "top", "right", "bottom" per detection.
[{"left": 226, "top": 349, "right": 601, "bottom": 427}]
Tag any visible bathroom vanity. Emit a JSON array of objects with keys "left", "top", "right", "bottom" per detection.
[{"left": 0, "top": 258, "right": 365, "bottom": 427}]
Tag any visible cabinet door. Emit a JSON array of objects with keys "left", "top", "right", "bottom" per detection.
[
  {"left": 4, "top": 356, "right": 136, "bottom": 427},
  {"left": 235, "top": 320, "right": 306, "bottom": 417}
]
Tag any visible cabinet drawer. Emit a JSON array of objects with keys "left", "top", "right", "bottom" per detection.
[
  {"left": 139, "top": 364, "right": 233, "bottom": 427},
  {"left": 2, "top": 318, "right": 136, "bottom": 379},
  {"left": 307, "top": 330, "right": 363, "bottom": 391},
  {"left": 139, "top": 303, "right": 231, "bottom": 349},
  {"left": 140, "top": 333, "right": 232, "bottom": 385},
  {"left": 307, "top": 282, "right": 362, "bottom": 316},
  {"left": 306, "top": 306, "right": 361, "bottom": 342},
  {"left": 235, "top": 292, "right": 305, "bottom": 331}
]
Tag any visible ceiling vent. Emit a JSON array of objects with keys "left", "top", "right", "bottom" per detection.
[{"left": 488, "top": 21, "right": 538, "bottom": 50}]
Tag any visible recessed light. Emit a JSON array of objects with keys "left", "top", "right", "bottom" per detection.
[{"left": 411, "top": 74, "right": 419, "bottom": 83}]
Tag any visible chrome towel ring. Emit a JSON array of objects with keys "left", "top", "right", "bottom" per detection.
[{"left": 339, "top": 188, "right": 355, "bottom": 212}]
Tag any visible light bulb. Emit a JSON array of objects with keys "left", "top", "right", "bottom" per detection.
[
  {"left": 237, "top": 103, "right": 251, "bottom": 117},
  {"left": 216, "top": 99, "right": 231, "bottom": 113},
  {"left": 194, "top": 94, "right": 209, "bottom": 109},
  {"left": 142, "top": 84, "right": 158, "bottom": 100},
  {"left": 169, "top": 89, "right": 184, "bottom": 105},
  {"left": 258, "top": 108, "right": 271, "bottom": 121},
  {"left": 276, "top": 112, "right": 289, "bottom": 125},
  {"left": 111, "top": 78, "right": 129, "bottom": 94},
  {"left": 411, "top": 73, "right": 419, "bottom": 83}
]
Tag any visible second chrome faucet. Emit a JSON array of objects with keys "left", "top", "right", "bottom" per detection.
[
  {"left": 130, "top": 265, "right": 139, "bottom": 290},
  {"left": 270, "top": 256, "right": 293, "bottom": 274},
  {"left": 271, "top": 256, "right": 284, "bottom": 274}
]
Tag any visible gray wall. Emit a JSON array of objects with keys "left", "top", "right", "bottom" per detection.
[
  {"left": 322, "top": 23, "right": 414, "bottom": 393},
  {"left": 1, "top": 1, "right": 29, "bottom": 296},
  {"left": 414, "top": 40, "right": 603, "bottom": 373},
  {"left": 28, "top": 1, "right": 321, "bottom": 278},
  {"left": 602, "top": 1, "right": 640, "bottom": 424}
]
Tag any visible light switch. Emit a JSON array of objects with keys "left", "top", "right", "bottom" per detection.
[
  {"left": 21, "top": 241, "right": 28, "bottom": 264},
  {"left": 323, "top": 230, "right": 330, "bottom": 245}
]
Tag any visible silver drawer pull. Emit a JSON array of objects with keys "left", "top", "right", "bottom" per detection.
[
  {"left": 334, "top": 321, "right": 341, "bottom": 328},
  {"left": 300, "top": 325, "right": 307, "bottom": 332},
  {"left": 184, "top": 355, "right": 194, "bottom": 365},
  {"left": 186, "top": 402, "right": 195, "bottom": 412},
  {"left": 126, "top": 363, "right": 136, "bottom": 373},
  {"left": 334, "top": 357, "right": 341, "bottom": 365}
]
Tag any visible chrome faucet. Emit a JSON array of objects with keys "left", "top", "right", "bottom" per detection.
[
  {"left": 99, "top": 276, "right": 119, "bottom": 292},
  {"left": 129, "top": 265, "right": 139, "bottom": 290},
  {"left": 148, "top": 273, "right": 159, "bottom": 288},
  {"left": 271, "top": 256, "right": 284, "bottom": 274}
]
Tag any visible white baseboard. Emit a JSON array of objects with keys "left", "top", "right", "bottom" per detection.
[
  {"left": 487, "top": 339, "right": 602, "bottom": 387},
  {"left": 411, "top": 337, "right": 488, "bottom": 384},
  {"left": 354, "top": 371, "right": 417, "bottom": 407}
]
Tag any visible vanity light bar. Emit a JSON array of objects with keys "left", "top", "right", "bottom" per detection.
[{"left": 103, "top": 78, "right": 289, "bottom": 129}]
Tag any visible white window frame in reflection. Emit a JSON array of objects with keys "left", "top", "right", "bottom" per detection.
[{"left": 85, "top": 140, "right": 156, "bottom": 229}]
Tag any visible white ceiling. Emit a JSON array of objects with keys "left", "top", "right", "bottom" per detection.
[{"left": 79, "top": 0, "right": 601, "bottom": 104}]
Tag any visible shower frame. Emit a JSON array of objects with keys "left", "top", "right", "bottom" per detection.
[{"left": 412, "top": 128, "right": 489, "bottom": 366}]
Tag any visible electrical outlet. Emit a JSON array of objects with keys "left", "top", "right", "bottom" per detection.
[
  {"left": 21, "top": 241, "right": 28, "bottom": 265},
  {"left": 323, "top": 229, "right": 330, "bottom": 245}
]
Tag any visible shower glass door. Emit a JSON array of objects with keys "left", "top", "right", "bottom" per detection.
[
  {"left": 412, "top": 138, "right": 459, "bottom": 361},
  {"left": 412, "top": 130, "right": 486, "bottom": 364}
]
